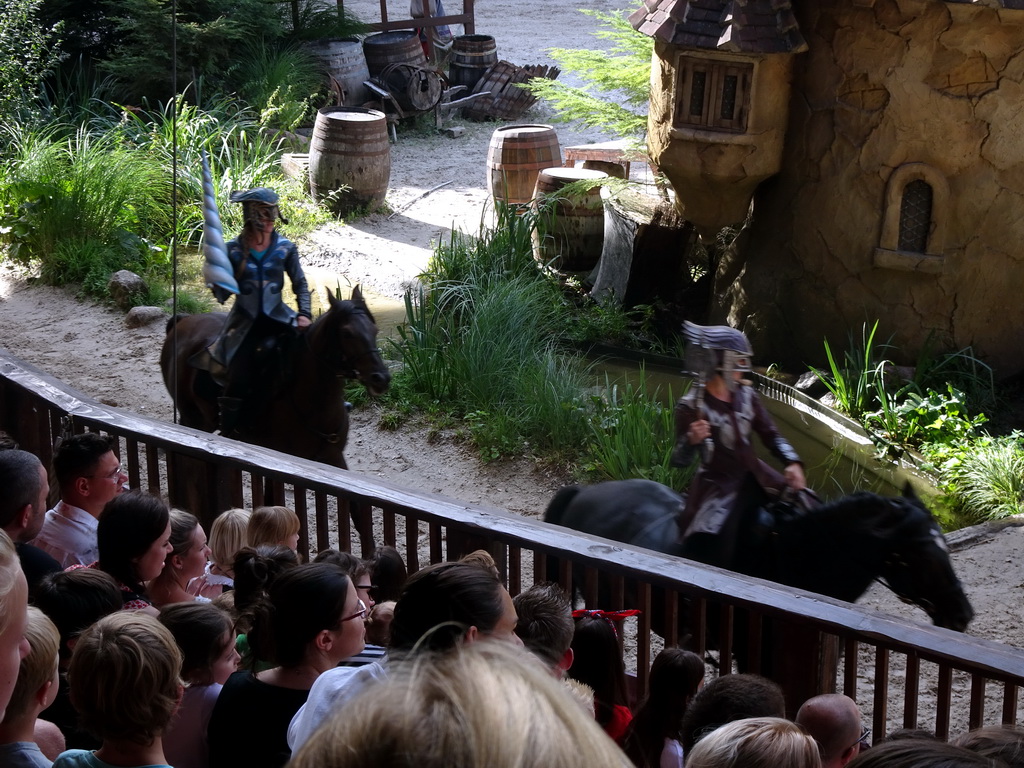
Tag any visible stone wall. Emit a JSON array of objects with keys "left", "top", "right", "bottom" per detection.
[{"left": 722, "top": 0, "right": 1024, "bottom": 377}]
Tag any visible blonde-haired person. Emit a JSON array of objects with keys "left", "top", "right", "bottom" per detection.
[
  {"left": 686, "top": 717, "right": 822, "bottom": 768},
  {"left": 0, "top": 530, "right": 31, "bottom": 723},
  {"left": 247, "top": 506, "right": 300, "bottom": 553},
  {"left": 149, "top": 510, "right": 212, "bottom": 608},
  {"left": 190, "top": 508, "right": 251, "bottom": 598},
  {"left": 0, "top": 607, "right": 63, "bottom": 766},
  {"left": 52, "top": 612, "right": 183, "bottom": 768},
  {"left": 289, "top": 640, "right": 633, "bottom": 768}
]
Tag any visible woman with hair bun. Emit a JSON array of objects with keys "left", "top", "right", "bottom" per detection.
[{"left": 207, "top": 562, "right": 365, "bottom": 768}]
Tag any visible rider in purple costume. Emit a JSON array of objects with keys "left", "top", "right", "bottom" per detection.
[
  {"left": 209, "top": 188, "right": 312, "bottom": 434},
  {"left": 671, "top": 323, "right": 806, "bottom": 569}
]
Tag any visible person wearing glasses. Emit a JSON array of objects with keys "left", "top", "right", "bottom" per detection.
[
  {"left": 207, "top": 563, "right": 369, "bottom": 768},
  {"left": 31, "top": 432, "right": 126, "bottom": 568},
  {"left": 795, "top": 693, "right": 868, "bottom": 768}
]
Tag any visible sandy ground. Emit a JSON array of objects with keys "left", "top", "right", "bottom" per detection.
[{"left": 2, "top": 0, "right": 1023, "bottom": 734}]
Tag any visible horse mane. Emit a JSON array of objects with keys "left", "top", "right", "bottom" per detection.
[{"left": 805, "top": 491, "right": 932, "bottom": 539}]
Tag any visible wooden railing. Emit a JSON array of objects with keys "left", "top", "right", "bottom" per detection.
[{"left": 2, "top": 348, "right": 1023, "bottom": 741}]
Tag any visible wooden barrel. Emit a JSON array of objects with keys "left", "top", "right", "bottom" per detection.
[
  {"left": 308, "top": 107, "right": 391, "bottom": 216},
  {"left": 308, "top": 38, "right": 370, "bottom": 106},
  {"left": 532, "top": 167, "right": 608, "bottom": 273},
  {"left": 375, "top": 63, "right": 444, "bottom": 112},
  {"left": 362, "top": 31, "right": 427, "bottom": 77},
  {"left": 448, "top": 34, "right": 497, "bottom": 91},
  {"left": 486, "top": 124, "right": 561, "bottom": 207}
]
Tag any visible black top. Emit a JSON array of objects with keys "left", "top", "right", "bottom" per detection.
[
  {"left": 207, "top": 671, "right": 310, "bottom": 768},
  {"left": 16, "top": 542, "right": 61, "bottom": 597}
]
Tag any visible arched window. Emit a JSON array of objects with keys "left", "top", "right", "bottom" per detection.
[{"left": 875, "top": 163, "right": 948, "bottom": 273}]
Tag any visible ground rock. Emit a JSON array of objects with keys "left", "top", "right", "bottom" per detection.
[
  {"left": 124, "top": 306, "right": 166, "bottom": 328},
  {"left": 108, "top": 270, "right": 148, "bottom": 310}
]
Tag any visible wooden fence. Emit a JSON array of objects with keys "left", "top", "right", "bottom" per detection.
[{"left": 2, "top": 348, "right": 1023, "bottom": 742}]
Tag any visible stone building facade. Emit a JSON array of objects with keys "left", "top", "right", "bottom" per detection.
[{"left": 631, "top": 0, "right": 1024, "bottom": 376}]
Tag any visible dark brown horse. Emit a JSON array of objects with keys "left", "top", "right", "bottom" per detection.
[{"left": 160, "top": 286, "right": 391, "bottom": 471}]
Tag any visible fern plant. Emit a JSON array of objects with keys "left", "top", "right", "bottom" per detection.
[{"left": 524, "top": 9, "right": 652, "bottom": 139}]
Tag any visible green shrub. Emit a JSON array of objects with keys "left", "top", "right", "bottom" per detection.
[
  {"left": 0, "top": 0, "right": 60, "bottom": 123},
  {"left": 925, "top": 433, "right": 1024, "bottom": 528}
]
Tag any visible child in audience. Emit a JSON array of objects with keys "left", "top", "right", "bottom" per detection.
[
  {"left": 0, "top": 607, "right": 62, "bottom": 767},
  {"left": 190, "top": 508, "right": 250, "bottom": 598},
  {"left": 159, "top": 603, "right": 239, "bottom": 768},
  {"left": 1, "top": 530, "right": 31, "bottom": 723},
  {"left": 52, "top": 612, "right": 183, "bottom": 768},
  {"left": 568, "top": 609, "right": 635, "bottom": 744},
  {"left": 31, "top": 569, "right": 122, "bottom": 750},
  {"left": 247, "top": 506, "right": 300, "bottom": 553},
  {"left": 365, "top": 545, "right": 407, "bottom": 604},
  {"left": 623, "top": 648, "right": 705, "bottom": 768},
  {"left": 149, "top": 510, "right": 212, "bottom": 608},
  {"left": 364, "top": 601, "right": 395, "bottom": 647}
]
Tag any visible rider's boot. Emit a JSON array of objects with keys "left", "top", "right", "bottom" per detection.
[{"left": 218, "top": 397, "right": 244, "bottom": 437}]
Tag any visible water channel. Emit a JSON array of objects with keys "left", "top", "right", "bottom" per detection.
[{"left": 305, "top": 270, "right": 927, "bottom": 503}]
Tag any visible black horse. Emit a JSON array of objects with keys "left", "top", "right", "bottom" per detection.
[{"left": 544, "top": 479, "right": 973, "bottom": 632}]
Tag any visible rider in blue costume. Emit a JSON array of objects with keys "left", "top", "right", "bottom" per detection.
[
  {"left": 209, "top": 188, "right": 312, "bottom": 435},
  {"left": 671, "top": 323, "right": 806, "bottom": 570}
]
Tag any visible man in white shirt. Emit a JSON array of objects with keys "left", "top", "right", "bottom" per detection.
[{"left": 31, "top": 433, "right": 127, "bottom": 568}]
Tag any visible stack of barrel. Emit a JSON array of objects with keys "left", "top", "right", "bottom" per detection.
[{"left": 485, "top": 124, "right": 607, "bottom": 275}]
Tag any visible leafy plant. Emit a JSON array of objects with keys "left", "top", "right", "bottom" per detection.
[
  {"left": 925, "top": 433, "right": 1024, "bottom": 528},
  {"left": 583, "top": 376, "right": 695, "bottom": 487},
  {"left": 0, "top": 0, "right": 60, "bottom": 123},
  {"left": 524, "top": 10, "right": 652, "bottom": 139},
  {"left": 811, "top": 321, "right": 890, "bottom": 419},
  {"left": 235, "top": 42, "right": 323, "bottom": 131}
]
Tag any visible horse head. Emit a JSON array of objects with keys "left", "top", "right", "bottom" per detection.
[
  {"left": 316, "top": 286, "right": 391, "bottom": 396},
  {"left": 872, "top": 486, "right": 974, "bottom": 632}
]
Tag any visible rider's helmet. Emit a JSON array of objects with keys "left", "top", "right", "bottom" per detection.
[
  {"left": 230, "top": 187, "right": 289, "bottom": 226},
  {"left": 682, "top": 321, "right": 753, "bottom": 388}
]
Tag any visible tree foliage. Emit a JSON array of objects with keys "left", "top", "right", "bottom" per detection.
[
  {"left": 525, "top": 9, "right": 652, "bottom": 138},
  {"left": 0, "top": 0, "right": 61, "bottom": 122}
]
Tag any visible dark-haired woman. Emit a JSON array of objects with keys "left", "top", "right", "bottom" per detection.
[
  {"left": 568, "top": 611, "right": 633, "bottom": 743},
  {"left": 623, "top": 648, "right": 705, "bottom": 768},
  {"left": 207, "top": 563, "right": 365, "bottom": 768},
  {"left": 82, "top": 490, "right": 172, "bottom": 615}
]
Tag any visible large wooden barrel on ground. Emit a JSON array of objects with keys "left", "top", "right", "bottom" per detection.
[
  {"left": 532, "top": 167, "right": 608, "bottom": 274},
  {"left": 308, "top": 107, "right": 391, "bottom": 216},
  {"left": 362, "top": 31, "right": 427, "bottom": 76},
  {"left": 486, "top": 124, "right": 561, "bottom": 207},
  {"left": 448, "top": 34, "right": 498, "bottom": 91},
  {"left": 307, "top": 38, "right": 370, "bottom": 106}
]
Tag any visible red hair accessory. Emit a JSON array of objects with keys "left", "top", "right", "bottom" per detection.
[{"left": 571, "top": 609, "right": 641, "bottom": 621}]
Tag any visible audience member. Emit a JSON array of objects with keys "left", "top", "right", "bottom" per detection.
[
  {"left": 0, "top": 607, "right": 62, "bottom": 767},
  {"left": 159, "top": 602, "right": 239, "bottom": 768},
  {"left": 32, "top": 434, "right": 125, "bottom": 568},
  {"left": 189, "top": 508, "right": 250, "bottom": 598},
  {"left": 52, "top": 612, "right": 182, "bottom": 768},
  {"left": 1, "top": 530, "right": 31, "bottom": 723},
  {"left": 365, "top": 545, "right": 407, "bottom": 603},
  {"left": 0, "top": 431, "right": 19, "bottom": 450},
  {"left": 207, "top": 563, "right": 365, "bottom": 768},
  {"left": 288, "top": 558, "right": 521, "bottom": 751},
  {"left": 623, "top": 648, "right": 705, "bottom": 768},
  {"left": 796, "top": 694, "right": 867, "bottom": 768},
  {"left": 953, "top": 724, "right": 1024, "bottom": 767},
  {"left": 247, "top": 506, "right": 300, "bottom": 552},
  {"left": 313, "top": 550, "right": 385, "bottom": 667},
  {"left": 847, "top": 738, "right": 999, "bottom": 768},
  {"left": 148, "top": 510, "right": 211, "bottom": 608},
  {"left": 364, "top": 601, "right": 395, "bottom": 647},
  {"left": 679, "top": 673, "right": 785, "bottom": 754},
  {"left": 686, "top": 717, "right": 821, "bottom": 768},
  {"left": 513, "top": 582, "right": 575, "bottom": 675},
  {"left": 94, "top": 491, "right": 172, "bottom": 614},
  {"left": 288, "top": 641, "right": 634, "bottom": 768},
  {"left": 0, "top": 450, "right": 60, "bottom": 594},
  {"left": 568, "top": 609, "right": 634, "bottom": 743},
  {"left": 30, "top": 569, "right": 122, "bottom": 750},
  {"left": 885, "top": 729, "right": 938, "bottom": 742},
  {"left": 231, "top": 546, "right": 299, "bottom": 636}
]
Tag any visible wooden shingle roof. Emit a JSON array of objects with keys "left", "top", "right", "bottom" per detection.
[{"left": 629, "top": 0, "right": 808, "bottom": 53}]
